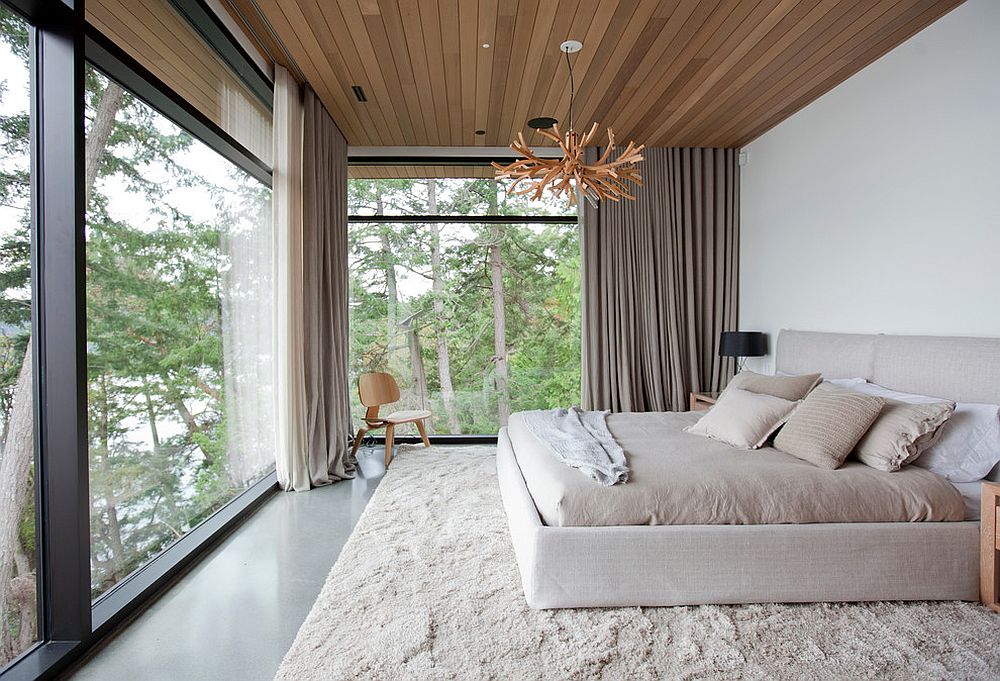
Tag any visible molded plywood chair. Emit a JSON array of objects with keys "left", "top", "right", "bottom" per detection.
[{"left": 350, "top": 372, "right": 432, "bottom": 467}]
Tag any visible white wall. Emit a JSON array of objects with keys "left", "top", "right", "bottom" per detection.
[{"left": 739, "top": 0, "right": 1000, "bottom": 372}]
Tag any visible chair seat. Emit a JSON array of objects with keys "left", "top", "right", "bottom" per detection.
[{"left": 382, "top": 409, "right": 432, "bottom": 424}]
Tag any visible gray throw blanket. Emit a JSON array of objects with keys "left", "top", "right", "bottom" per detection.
[{"left": 518, "top": 407, "right": 628, "bottom": 486}]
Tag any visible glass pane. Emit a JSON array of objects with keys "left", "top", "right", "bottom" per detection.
[
  {"left": 86, "top": 0, "right": 272, "bottom": 165},
  {"left": 0, "top": 5, "right": 38, "bottom": 663},
  {"left": 86, "top": 66, "right": 274, "bottom": 599},
  {"left": 347, "top": 166, "right": 578, "bottom": 217},
  {"left": 348, "top": 178, "right": 580, "bottom": 435}
]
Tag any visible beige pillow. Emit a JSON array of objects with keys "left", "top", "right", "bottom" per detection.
[
  {"left": 727, "top": 370, "right": 822, "bottom": 402},
  {"left": 685, "top": 387, "right": 799, "bottom": 449},
  {"left": 773, "top": 383, "right": 885, "bottom": 469},
  {"left": 854, "top": 399, "right": 955, "bottom": 472}
]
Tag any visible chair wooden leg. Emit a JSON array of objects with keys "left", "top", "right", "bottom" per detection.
[
  {"left": 350, "top": 428, "right": 367, "bottom": 459},
  {"left": 384, "top": 424, "right": 395, "bottom": 467},
  {"left": 415, "top": 420, "right": 431, "bottom": 448}
]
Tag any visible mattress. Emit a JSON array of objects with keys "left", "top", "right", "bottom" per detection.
[{"left": 507, "top": 411, "right": 966, "bottom": 527}]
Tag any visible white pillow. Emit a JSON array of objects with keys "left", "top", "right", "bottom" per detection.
[
  {"left": 835, "top": 381, "right": 1000, "bottom": 482},
  {"left": 913, "top": 404, "right": 1000, "bottom": 482},
  {"left": 684, "top": 387, "right": 799, "bottom": 449}
]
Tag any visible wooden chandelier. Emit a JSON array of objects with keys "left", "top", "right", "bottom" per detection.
[
  {"left": 492, "top": 122, "right": 644, "bottom": 208},
  {"left": 493, "top": 39, "right": 645, "bottom": 208}
]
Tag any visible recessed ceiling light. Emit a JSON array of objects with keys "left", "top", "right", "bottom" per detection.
[
  {"left": 482, "top": 43, "right": 490, "bottom": 49},
  {"left": 475, "top": 129, "right": 486, "bottom": 136}
]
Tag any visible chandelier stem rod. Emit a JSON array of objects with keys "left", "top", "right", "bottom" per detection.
[{"left": 565, "top": 47, "right": 574, "bottom": 133}]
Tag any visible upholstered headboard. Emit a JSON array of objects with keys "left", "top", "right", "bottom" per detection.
[
  {"left": 776, "top": 329, "right": 1000, "bottom": 481},
  {"left": 775, "top": 329, "right": 1000, "bottom": 405}
]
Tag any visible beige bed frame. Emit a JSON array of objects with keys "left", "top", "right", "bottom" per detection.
[{"left": 497, "top": 330, "right": 1000, "bottom": 609}]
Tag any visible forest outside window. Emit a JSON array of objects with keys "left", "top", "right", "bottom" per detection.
[
  {"left": 85, "top": 66, "right": 274, "bottom": 600},
  {"left": 348, "top": 175, "right": 580, "bottom": 435},
  {"left": 0, "top": 5, "right": 39, "bottom": 665}
]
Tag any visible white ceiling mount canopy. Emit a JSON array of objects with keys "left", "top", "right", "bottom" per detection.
[{"left": 559, "top": 39, "right": 582, "bottom": 54}]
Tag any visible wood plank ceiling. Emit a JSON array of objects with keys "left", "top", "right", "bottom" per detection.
[{"left": 223, "top": 0, "right": 962, "bottom": 151}]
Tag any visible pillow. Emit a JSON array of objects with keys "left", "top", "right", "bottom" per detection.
[
  {"left": 684, "top": 388, "right": 798, "bottom": 449},
  {"left": 853, "top": 400, "right": 955, "bottom": 472},
  {"left": 912, "top": 403, "right": 1000, "bottom": 482},
  {"left": 773, "top": 383, "right": 885, "bottom": 469},
  {"left": 727, "top": 370, "right": 822, "bottom": 401},
  {"left": 826, "top": 377, "right": 868, "bottom": 389},
  {"left": 831, "top": 381, "right": 1000, "bottom": 481}
]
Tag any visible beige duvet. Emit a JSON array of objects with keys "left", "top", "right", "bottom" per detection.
[{"left": 507, "top": 411, "right": 965, "bottom": 527}]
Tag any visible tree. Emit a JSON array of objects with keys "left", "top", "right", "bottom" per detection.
[{"left": 428, "top": 180, "right": 460, "bottom": 432}]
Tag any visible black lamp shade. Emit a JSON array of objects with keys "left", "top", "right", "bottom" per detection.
[{"left": 719, "top": 331, "right": 767, "bottom": 358}]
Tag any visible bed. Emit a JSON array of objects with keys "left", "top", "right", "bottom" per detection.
[{"left": 497, "top": 330, "right": 1000, "bottom": 608}]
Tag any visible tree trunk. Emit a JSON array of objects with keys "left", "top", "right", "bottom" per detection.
[
  {"left": 487, "top": 183, "right": 511, "bottom": 426},
  {"left": 403, "top": 318, "right": 430, "bottom": 419},
  {"left": 428, "top": 181, "right": 460, "bottom": 433},
  {"left": 377, "top": 189, "right": 400, "bottom": 371},
  {"left": 85, "top": 81, "right": 124, "bottom": 207},
  {"left": 0, "top": 348, "right": 33, "bottom": 665}
]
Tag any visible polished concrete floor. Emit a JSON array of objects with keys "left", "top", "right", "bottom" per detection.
[{"left": 65, "top": 448, "right": 387, "bottom": 681}]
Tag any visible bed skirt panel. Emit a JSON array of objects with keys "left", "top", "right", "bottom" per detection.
[{"left": 497, "top": 428, "right": 980, "bottom": 609}]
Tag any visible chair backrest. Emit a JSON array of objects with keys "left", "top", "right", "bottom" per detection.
[{"left": 358, "top": 372, "right": 400, "bottom": 408}]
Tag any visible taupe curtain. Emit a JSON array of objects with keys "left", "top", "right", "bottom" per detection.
[
  {"left": 273, "top": 66, "right": 353, "bottom": 490},
  {"left": 581, "top": 147, "right": 739, "bottom": 412},
  {"left": 301, "top": 87, "right": 354, "bottom": 484}
]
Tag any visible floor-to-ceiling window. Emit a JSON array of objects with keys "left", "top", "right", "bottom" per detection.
[
  {"left": 0, "top": 0, "right": 277, "bottom": 677},
  {"left": 84, "top": 66, "right": 274, "bottom": 599},
  {"left": 0, "top": 4, "right": 38, "bottom": 665},
  {"left": 348, "top": 173, "right": 579, "bottom": 435}
]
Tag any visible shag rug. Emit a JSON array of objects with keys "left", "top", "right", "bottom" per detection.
[{"left": 276, "top": 445, "right": 1000, "bottom": 680}]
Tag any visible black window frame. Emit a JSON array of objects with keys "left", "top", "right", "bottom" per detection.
[{"left": 0, "top": 1, "right": 279, "bottom": 678}]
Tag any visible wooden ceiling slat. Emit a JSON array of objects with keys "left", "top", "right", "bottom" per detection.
[
  {"left": 457, "top": 0, "right": 479, "bottom": 145},
  {"left": 604, "top": 0, "right": 725, "bottom": 140},
  {"left": 679, "top": 0, "right": 869, "bottom": 144},
  {"left": 646, "top": 0, "right": 806, "bottom": 143},
  {"left": 665, "top": 0, "right": 841, "bottom": 143},
  {"left": 439, "top": 0, "right": 464, "bottom": 143},
  {"left": 222, "top": 0, "right": 964, "bottom": 148},
  {"left": 400, "top": 0, "right": 442, "bottom": 145},
  {"left": 332, "top": 0, "right": 409, "bottom": 143},
  {"left": 727, "top": 0, "right": 962, "bottom": 145},
  {"left": 501, "top": 0, "right": 559, "bottom": 149},
  {"left": 473, "top": 0, "right": 499, "bottom": 145},
  {"left": 704, "top": 0, "right": 919, "bottom": 145}
]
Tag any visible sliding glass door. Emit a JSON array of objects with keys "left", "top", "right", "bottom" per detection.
[{"left": 348, "top": 176, "right": 580, "bottom": 435}]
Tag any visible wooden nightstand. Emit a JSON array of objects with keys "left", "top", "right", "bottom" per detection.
[
  {"left": 982, "top": 481, "right": 1000, "bottom": 612},
  {"left": 689, "top": 391, "right": 721, "bottom": 412}
]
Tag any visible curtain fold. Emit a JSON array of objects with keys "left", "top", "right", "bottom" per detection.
[
  {"left": 272, "top": 66, "right": 353, "bottom": 490},
  {"left": 302, "top": 87, "right": 354, "bottom": 484},
  {"left": 581, "top": 147, "right": 739, "bottom": 412}
]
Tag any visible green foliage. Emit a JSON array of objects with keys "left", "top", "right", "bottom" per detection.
[{"left": 348, "top": 178, "right": 581, "bottom": 434}]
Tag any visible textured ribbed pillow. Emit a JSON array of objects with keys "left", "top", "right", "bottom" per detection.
[
  {"left": 773, "top": 383, "right": 885, "bottom": 469},
  {"left": 684, "top": 388, "right": 799, "bottom": 449},
  {"left": 853, "top": 399, "right": 955, "bottom": 472},
  {"left": 727, "top": 370, "right": 822, "bottom": 402}
]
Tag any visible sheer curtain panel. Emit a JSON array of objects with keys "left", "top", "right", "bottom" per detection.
[
  {"left": 273, "top": 66, "right": 353, "bottom": 490},
  {"left": 581, "top": 147, "right": 740, "bottom": 412}
]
